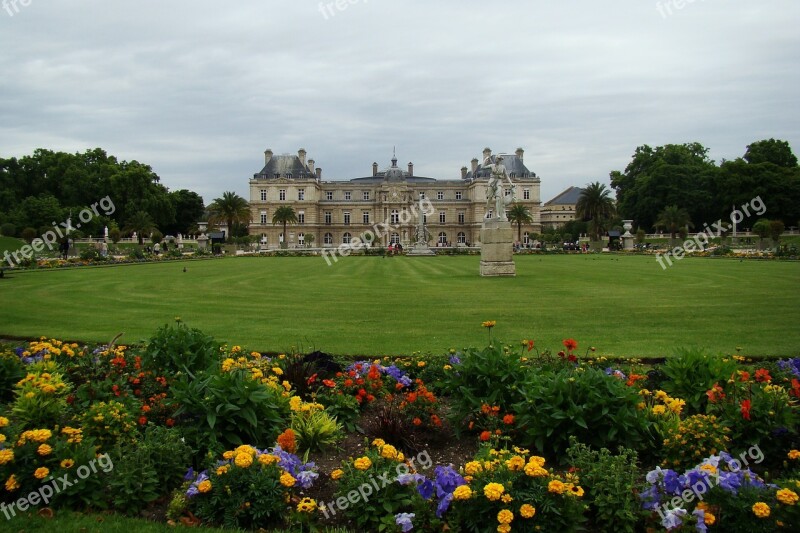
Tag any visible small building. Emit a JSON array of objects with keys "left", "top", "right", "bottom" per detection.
[{"left": 540, "top": 186, "right": 583, "bottom": 229}]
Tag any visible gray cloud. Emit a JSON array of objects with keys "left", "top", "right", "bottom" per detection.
[{"left": 1, "top": 0, "right": 798, "bottom": 203}]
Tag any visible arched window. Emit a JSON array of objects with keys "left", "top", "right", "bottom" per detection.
[
  {"left": 324, "top": 232, "right": 333, "bottom": 245},
  {"left": 343, "top": 232, "right": 352, "bottom": 244},
  {"left": 457, "top": 232, "right": 466, "bottom": 244},
  {"left": 390, "top": 233, "right": 400, "bottom": 245},
  {"left": 438, "top": 232, "right": 447, "bottom": 245}
]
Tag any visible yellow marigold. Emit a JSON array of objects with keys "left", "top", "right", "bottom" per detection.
[
  {"left": 497, "top": 509, "right": 514, "bottom": 524},
  {"left": 330, "top": 468, "right": 344, "bottom": 480},
  {"left": 354, "top": 457, "right": 372, "bottom": 471},
  {"left": 271, "top": 367, "right": 283, "bottom": 376},
  {"left": 752, "top": 502, "right": 770, "bottom": 518},
  {"left": 60, "top": 459, "right": 75, "bottom": 468},
  {"left": 37, "top": 443, "right": 53, "bottom": 456},
  {"left": 297, "top": 497, "right": 317, "bottom": 513},
  {"left": 0, "top": 449, "right": 14, "bottom": 465},
  {"left": 501, "top": 493, "right": 513, "bottom": 503},
  {"left": 497, "top": 526, "right": 510, "bottom": 533},
  {"left": 520, "top": 504, "right": 536, "bottom": 518},
  {"left": 528, "top": 456, "right": 546, "bottom": 468},
  {"left": 524, "top": 463, "right": 548, "bottom": 477},
  {"left": 506, "top": 456, "right": 525, "bottom": 471},
  {"left": 453, "top": 485, "right": 473, "bottom": 500},
  {"left": 788, "top": 450, "right": 800, "bottom": 460},
  {"left": 776, "top": 488, "right": 799, "bottom": 505},
  {"left": 372, "top": 438, "right": 386, "bottom": 448},
  {"left": 0, "top": 434, "right": 5, "bottom": 443},
  {"left": 667, "top": 398, "right": 686, "bottom": 414},
  {"left": 235, "top": 452, "right": 253, "bottom": 468},
  {"left": 223, "top": 450, "right": 235, "bottom": 460},
  {"left": 655, "top": 390, "right": 668, "bottom": 400},
  {"left": 34, "top": 467, "right": 49, "bottom": 480},
  {"left": 5, "top": 474, "right": 19, "bottom": 491},
  {"left": 216, "top": 465, "right": 230, "bottom": 475},
  {"left": 258, "top": 454, "right": 278, "bottom": 466},
  {"left": 482, "top": 320, "right": 496, "bottom": 328},
  {"left": 0, "top": 417, "right": 8, "bottom": 428},
  {"left": 548, "top": 479, "right": 566, "bottom": 494},
  {"left": 235, "top": 444, "right": 257, "bottom": 457},
  {"left": 464, "top": 461, "right": 483, "bottom": 476},
  {"left": 198, "top": 480, "right": 212, "bottom": 493},
  {"left": 289, "top": 396, "right": 302, "bottom": 411},
  {"left": 380, "top": 444, "right": 399, "bottom": 460},
  {"left": 484, "top": 482, "right": 505, "bottom": 501},
  {"left": 703, "top": 511, "right": 716, "bottom": 525},
  {"left": 280, "top": 472, "right": 296, "bottom": 487},
  {"left": 397, "top": 452, "right": 405, "bottom": 462}
]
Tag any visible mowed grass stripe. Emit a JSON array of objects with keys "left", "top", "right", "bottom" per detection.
[{"left": 0, "top": 255, "right": 797, "bottom": 356}]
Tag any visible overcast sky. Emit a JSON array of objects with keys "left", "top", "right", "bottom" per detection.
[{"left": 1, "top": 0, "right": 798, "bottom": 204}]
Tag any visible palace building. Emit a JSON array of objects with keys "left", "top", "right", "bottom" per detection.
[{"left": 248, "top": 147, "right": 542, "bottom": 249}]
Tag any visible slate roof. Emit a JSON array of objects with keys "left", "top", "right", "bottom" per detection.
[
  {"left": 464, "top": 153, "right": 537, "bottom": 180},
  {"left": 544, "top": 186, "right": 584, "bottom": 206},
  {"left": 254, "top": 154, "right": 315, "bottom": 179}
]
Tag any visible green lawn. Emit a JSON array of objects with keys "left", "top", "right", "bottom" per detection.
[{"left": 0, "top": 255, "right": 798, "bottom": 357}]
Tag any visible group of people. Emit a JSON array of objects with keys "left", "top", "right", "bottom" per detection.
[{"left": 386, "top": 243, "right": 404, "bottom": 255}]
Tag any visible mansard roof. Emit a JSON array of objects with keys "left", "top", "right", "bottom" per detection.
[
  {"left": 464, "top": 152, "right": 537, "bottom": 180},
  {"left": 255, "top": 154, "right": 315, "bottom": 179},
  {"left": 544, "top": 186, "right": 584, "bottom": 206}
]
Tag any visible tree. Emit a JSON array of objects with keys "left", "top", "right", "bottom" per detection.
[
  {"left": 769, "top": 220, "right": 785, "bottom": 245},
  {"left": 208, "top": 192, "right": 250, "bottom": 241},
  {"left": 507, "top": 203, "right": 533, "bottom": 242},
  {"left": 109, "top": 227, "right": 121, "bottom": 243},
  {"left": 272, "top": 206, "right": 297, "bottom": 249},
  {"left": 166, "top": 189, "right": 205, "bottom": 235},
  {"left": 576, "top": 182, "right": 616, "bottom": 241},
  {"left": 752, "top": 219, "right": 770, "bottom": 248},
  {"left": 304, "top": 233, "right": 315, "bottom": 248},
  {"left": 744, "top": 139, "right": 799, "bottom": 168},
  {"left": 123, "top": 211, "right": 156, "bottom": 245},
  {"left": 655, "top": 205, "right": 693, "bottom": 242}
]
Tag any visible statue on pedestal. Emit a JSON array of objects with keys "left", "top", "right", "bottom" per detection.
[{"left": 483, "top": 156, "right": 516, "bottom": 221}]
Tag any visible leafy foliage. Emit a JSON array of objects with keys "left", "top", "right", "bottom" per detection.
[
  {"left": 142, "top": 321, "right": 220, "bottom": 375},
  {"left": 661, "top": 347, "right": 737, "bottom": 414}
]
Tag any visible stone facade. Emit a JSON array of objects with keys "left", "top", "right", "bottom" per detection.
[
  {"left": 540, "top": 186, "right": 583, "bottom": 229},
  {"left": 248, "top": 148, "right": 542, "bottom": 249}
]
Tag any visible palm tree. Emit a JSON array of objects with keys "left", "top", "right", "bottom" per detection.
[
  {"left": 576, "top": 182, "right": 615, "bottom": 241},
  {"left": 507, "top": 203, "right": 533, "bottom": 242},
  {"left": 655, "top": 205, "right": 693, "bottom": 243},
  {"left": 123, "top": 211, "right": 156, "bottom": 245},
  {"left": 272, "top": 206, "right": 298, "bottom": 249},
  {"left": 208, "top": 192, "right": 250, "bottom": 241}
]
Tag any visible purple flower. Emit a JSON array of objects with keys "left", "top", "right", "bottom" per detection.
[
  {"left": 639, "top": 484, "right": 660, "bottom": 510},
  {"left": 397, "top": 473, "right": 425, "bottom": 486},
  {"left": 183, "top": 467, "right": 196, "bottom": 481},
  {"left": 661, "top": 508, "right": 686, "bottom": 530},
  {"left": 395, "top": 512, "right": 415, "bottom": 532},
  {"left": 417, "top": 478, "right": 435, "bottom": 500},
  {"left": 433, "top": 465, "right": 465, "bottom": 497},
  {"left": 449, "top": 354, "right": 461, "bottom": 365},
  {"left": 436, "top": 492, "right": 454, "bottom": 518},
  {"left": 296, "top": 469, "right": 319, "bottom": 489},
  {"left": 693, "top": 509, "right": 707, "bottom": 533}
]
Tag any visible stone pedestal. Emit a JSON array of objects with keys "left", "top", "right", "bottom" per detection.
[
  {"left": 407, "top": 242, "right": 435, "bottom": 256},
  {"left": 480, "top": 220, "right": 516, "bottom": 277},
  {"left": 197, "top": 234, "right": 209, "bottom": 251}
]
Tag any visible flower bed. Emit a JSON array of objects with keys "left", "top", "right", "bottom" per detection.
[{"left": 1, "top": 323, "right": 798, "bottom": 531}]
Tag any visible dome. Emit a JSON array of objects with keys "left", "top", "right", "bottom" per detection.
[{"left": 383, "top": 156, "right": 406, "bottom": 181}]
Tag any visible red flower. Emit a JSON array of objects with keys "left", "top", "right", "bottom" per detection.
[
  {"left": 166, "top": 418, "right": 175, "bottom": 427},
  {"left": 558, "top": 350, "right": 566, "bottom": 359},
  {"left": 739, "top": 371, "right": 750, "bottom": 382},
  {"left": 479, "top": 431, "right": 491, "bottom": 441},
  {"left": 344, "top": 379, "right": 353, "bottom": 388},
  {"left": 740, "top": 399, "right": 752, "bottom": 420},
  {"left": 366, "top": 394, "right": 375, "bottom": 402},
  {"left": 413, "top": 417, "right": 422, "bottom": 426},
  {"left": 790, "top": 378, "right": 800, "bottom": 399},
  {"left": 138, "top": 416, "right": 147, "bottom": 425},
  {"left": 706, "top": 383, "right": 725, "bottom": 403},
  {"left": 568, "top": 354, "right": 577, "bottom": 363},
  {"left": 754, "top": 369, "right": 772, "bottom": 383},
  {"left": 563, "top": 338, "right": 578, "bottom": 352},
  {"left": 503, "top": 414, "right": 515, "bottom": 425},
  {"left": 430, "top": 415, "right": 442, "bottom": 427},
  {"left": 527, "top": 340, "right": 535, "bottom": 352},
  {"left": 307, "top": 373, "right": 318, "bottom": 385},
  {"left": 322, "top": 379, "right": 335, "bottom": 388}
]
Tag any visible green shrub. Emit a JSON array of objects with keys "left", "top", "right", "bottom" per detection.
[
  {"left": 0, "top": 222, "right": 16, "bottom": 237},
  {"left": 171, "top": 368, "right": 291, "bottom": 454},
  {"left": 0, "top": 348, "right": 25, "bottom": 403},
  {"left": 661, "top": 347, "right": 737, "bottom": 414},
  {"left": 11, "top": 363, "right": 72, "bottom": 429},
  {"left": 290, "top": 409, "right": 343, "bottom": 456},
  {"left": 566, "top": 437, "right": 641, "bottom": 533},
  {"left": 513, "top": 366, "right": 652, "bottom": 458},
  {"left": 142, "top": 321, "right": 220, "bottom": 375}
]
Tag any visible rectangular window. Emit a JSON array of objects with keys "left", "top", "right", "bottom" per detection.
[
  {"left": 523, "top": 188, "right": 530, "bottom": 200},
  {"left": 344, "top": 212, "right": 351, "bottom": 225},
  {"left": 260, "top": 190, "right": 267, "bottom": 201},
  {"left": 298, "top": 212, "right": 305, "bottom": 224},
  {"left": 458, "top": 212, "right": 465, "bottom": 224},
  {"left": 326, "top": 191, "right": 333, "bottom": 201},
  {"left": 260, "top": 213, "right": 267, "bottom": 225},
  {"left": 344, "top": 191, "right": 351, "bottom": 201},
  {"left": 456, "top": 191, "right": 462, "bottom": 200},
  {"left": 362, "top": 211, "right": 370, "bottom": 224},
  {"left": 298, "top": 189, "right": 305, "bottom": 201},
  {"left": 325, "top": 211, "right": 332, "bottom": 225},
  {"left": 279, "top": 189, "right": 286, "bottom": 201},
  {"left": 419, "top": 191, "right": 426, "bottom": 199},
  {"left": 363, "top": 191, "right": 370, "bottom": 201},
  {"left": 437, "top": 191, "right": 444, "bottom": 201},
  {"left": 391, "top": 210, "right": 399, "bottom": 224},
  {"left": 439, "top": 211, "right": 446, "bottom": 224}
]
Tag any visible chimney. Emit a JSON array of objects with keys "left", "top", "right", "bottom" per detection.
[
  {"left": 264, "top": 149, "right": 273, "bottom": 165},
  {"left": 471, "top": 158, "right": 479, "bottom": 173},
  {"left": 372, "top": 162, "right": 378, "bottom": 177},
  {"left": 516, "top": 147, "right": 524, "bottom": 161},
  {"left": 308, "top": 159, "right": 315, "bottom": 175},
  {"left": 298, "top": 148, "right": 307, "bottom": 167},
  {"left": 461, "top": 166, "right": 468, "bottom": 179},
  {"left": 315, "top": 167, "right": 322, "bottom": 179},
  {"left": 483, "top": 147, "right": 492, "bottom": 162},
  {"left": 408, "top": 162, "right": 414, "bottom": 176}
]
